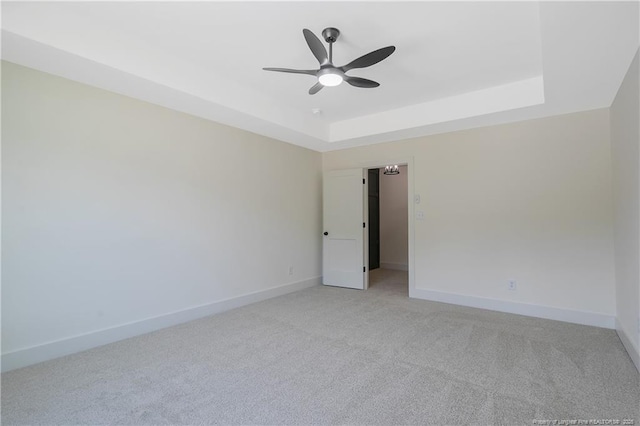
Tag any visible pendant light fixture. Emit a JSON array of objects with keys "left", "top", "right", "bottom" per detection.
[{"left": 384, "top": 165, "right": 400, "bottom": 175}]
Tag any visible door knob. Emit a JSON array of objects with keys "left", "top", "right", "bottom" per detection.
[{"left": 323, "top": 232, "right": 329, "bottom": 236}]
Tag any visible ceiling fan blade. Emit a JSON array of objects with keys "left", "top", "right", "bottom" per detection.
[
  {"left": 345, "top": 76, "right": 380, "bottom": 88},
  {"left": 340, "top": 46, "right": 396, "bottom": 72},
  {"left": 309, "top": 82, "right": 324, "bottom": 95},
  {"left": 303, "top": 29, "right": 329, "bottom": 65},
  {"left": 263, "top": 67, "right": 317, "bottom": 76}
]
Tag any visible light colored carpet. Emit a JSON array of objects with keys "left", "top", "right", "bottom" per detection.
[{"left": 2, "top": 269, "right": 639, "bottom": 425}]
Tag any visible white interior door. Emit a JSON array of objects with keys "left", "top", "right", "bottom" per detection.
[{"left": 323, "top": 169, "right": 365, "bottom": 290}]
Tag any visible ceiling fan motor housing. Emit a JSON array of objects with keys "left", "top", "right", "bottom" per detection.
[{"left": 322, "top": 27, "right": 340, "bottom": 43}]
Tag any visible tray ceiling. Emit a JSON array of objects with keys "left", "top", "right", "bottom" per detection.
[{"left": 2, "top": 1, "right": 638, "bottom": 151}]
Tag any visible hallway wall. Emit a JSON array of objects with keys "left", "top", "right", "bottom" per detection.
[{"left": 379, "top": 166, "right": 408, "bottom": 270}]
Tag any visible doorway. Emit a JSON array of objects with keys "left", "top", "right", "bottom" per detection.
[
  {"left": 366, "top": 165, "right": 409, "bottom": 294},
  {"left": 322, "top": 160, "right": 415, "bottom": 295}
]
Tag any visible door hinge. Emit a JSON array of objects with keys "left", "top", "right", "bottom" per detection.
[
  {"left": 363, "top": 266, "right": 366, "bottom": 272},
  {"left": 363, "top": 222, "right": 366, "bottom": 228},
  {"left": 363, "top": 179, "right": 365, "bottom": 184}
]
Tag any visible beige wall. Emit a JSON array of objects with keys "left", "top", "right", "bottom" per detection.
[
  {"left": 379, "top": 165, "right": 408, "bottom": 269},
  {"left": 324, "top": 109, "right": 616, "bottom": 319},
  {"left": 3, "top": 57, "right": 629, "bottom": 368},
  {"left": 2, "top": 62, "right": 323, "bottom": 361},
  {"left": 610, "top": 48, "right": 640, "bottom": 365}
]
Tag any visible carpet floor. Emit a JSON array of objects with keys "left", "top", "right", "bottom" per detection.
[{"left": 2, "top": 269, "right": 639, "bottom": 425}]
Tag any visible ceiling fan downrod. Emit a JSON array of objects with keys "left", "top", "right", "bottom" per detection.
[{"left": 322, "top": 27, "right": 340, "bottom": 64}]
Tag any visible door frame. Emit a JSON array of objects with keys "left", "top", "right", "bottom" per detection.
[
  {"left": 361, "top": 157, "right": 415, "bottom": 295},
  {"left": 367, "top": 168, "right": 381, "bottom": 271}
]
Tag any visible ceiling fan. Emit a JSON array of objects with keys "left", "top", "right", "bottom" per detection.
[{"left": 263, "top": 27, "right": 396, "bottom": 95}]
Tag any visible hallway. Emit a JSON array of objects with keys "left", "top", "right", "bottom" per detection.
[{"left": 368, "top": 268, "right": 408, "bottom": 296}]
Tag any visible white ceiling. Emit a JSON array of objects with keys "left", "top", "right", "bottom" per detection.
[{"left": 2, "top": 1, "right": 639, "bottom": 152}]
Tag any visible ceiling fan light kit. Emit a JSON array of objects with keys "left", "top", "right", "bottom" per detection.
[
  {"left": 263, "top": 27, "right": 395, "bottom": 95},
  {"left": 318, "top": 69, "right": 344, "bottom": 87}
]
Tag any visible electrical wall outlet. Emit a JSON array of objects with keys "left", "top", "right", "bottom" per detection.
[
  {"left": 288, "top": 266, "right": 294, "bottom": 276},
  {"left": 508, "top": 280, "right": 517, "bottom": 291}
]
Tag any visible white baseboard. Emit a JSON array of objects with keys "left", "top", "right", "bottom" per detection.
[
  {"left": 1, "top": 277, "right": 321, "bottom": 373},
  {"left": 380, "top": 262, "right": 409, "bottom": 271},
  {"left": 615, "top": 318, "right": 640, "bottom": 373},
  {"left": 410, "top": 288, "right": 615, "bottom": 329}
]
